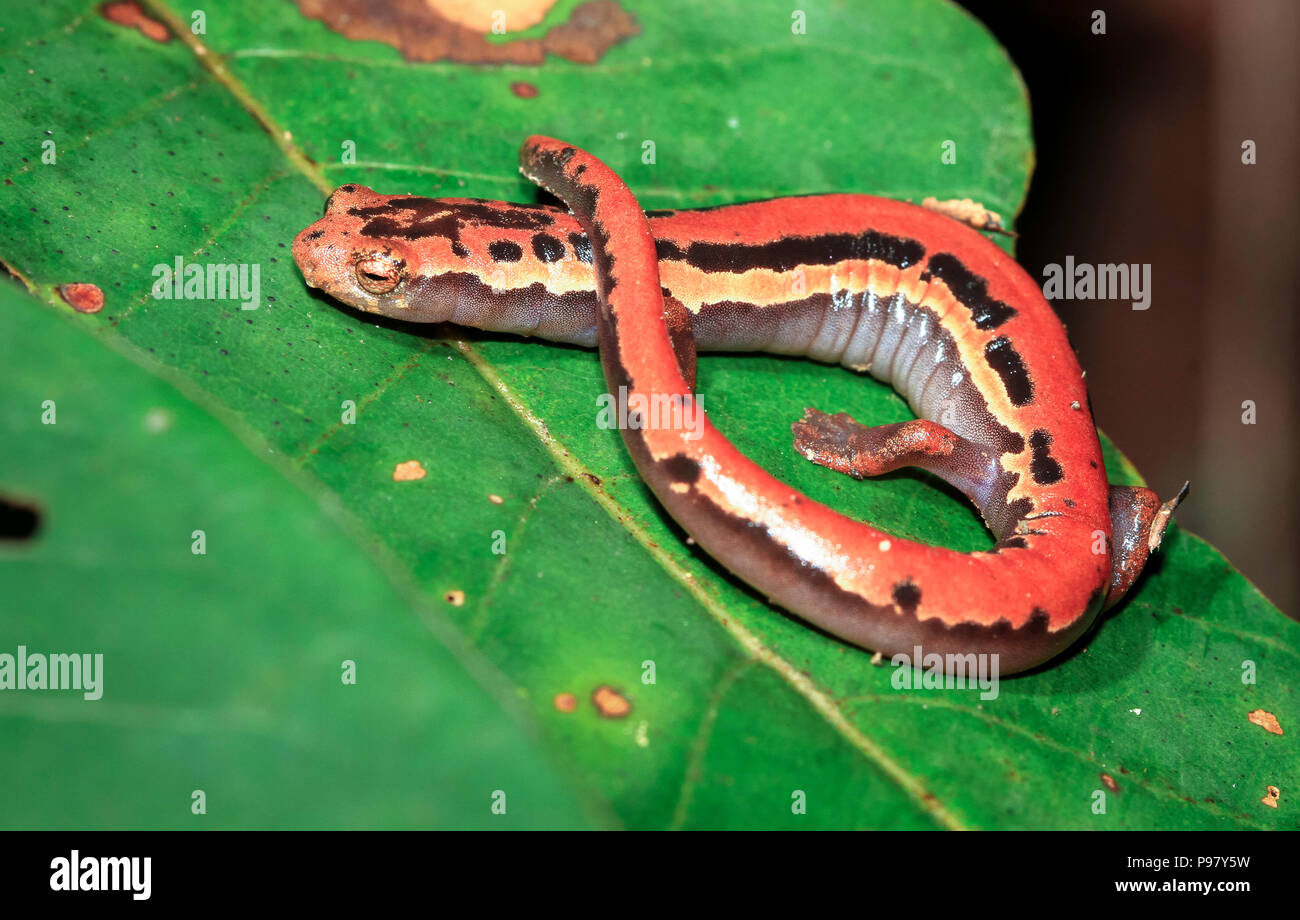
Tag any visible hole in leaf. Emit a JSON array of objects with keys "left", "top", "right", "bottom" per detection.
[{"left": 0, "top": 495, "right": 41, "bottom": 541}]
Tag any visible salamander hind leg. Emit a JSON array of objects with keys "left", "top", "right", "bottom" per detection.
[
  {"left": 791, "top": 409, "right": 1007, "bottom": 520},
  {"left": 1104, "top": 481, "right": 1189, "bottom": 609}
]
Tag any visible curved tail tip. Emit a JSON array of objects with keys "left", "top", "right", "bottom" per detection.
[{"left": 1148, "top": 480, "right": 1190, "bottom": 553}]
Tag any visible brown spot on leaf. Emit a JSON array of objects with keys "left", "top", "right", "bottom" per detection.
[
  {"left": 100, "top": 1, "right": 170, "bottom": 42},
  {"left": 920, "top": 196, "right": 1011, "bottom": 235},
  {"left": 57, "top": 282, "right": 104, "bottom": 314},
  {"left": 488, "top": 493, "right": 504, "bottom": 504},
  {"left": 392, "top": 459, "right": 426, "bottom": 481},
  {"left": 1262, "top": 785, "right": 1280, "bottom": 809},
  {"left": 1248, "top": 709, "right": 1283, "bottom": 735},
  {"left": 592, "top": 684, "right": 631, "bottom": 719},
  {"left": 443, "top": 589, "right": 465, "bottom": 606},
  {"left": 553, "top": 692, "right": 577, "bottom": 713},
  {"left": 291, "top": 0, "right": 637, "bottom": 65},
  {"left": 1100, "top": 773, "right": 1120, "bottom": 793},
  {"left": 511, "top": 81, "right": 540, "bottom": 98},
  {"left": 433, "top": 0, "right": 553, "bottom": 31}
]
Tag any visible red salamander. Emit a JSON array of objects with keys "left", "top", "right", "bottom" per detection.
[{"left": 293, "top": 139, "right": 1186, "bottom": 674}]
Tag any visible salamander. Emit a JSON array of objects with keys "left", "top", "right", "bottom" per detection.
[{"left": 292, "top": 139, "right": 1186, "bottom": 675}]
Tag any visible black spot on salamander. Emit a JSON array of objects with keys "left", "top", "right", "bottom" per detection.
[
  {"left": 452, "top": 200, "right": 555, "bottom": 230},
  {"left": 892, "top": 579, "right": 922, "bottom": 615},
  {"left": 568, "top": 232, "right": 593, "bottom": 264},
  {"left": 488, "top": 240, "right": 524, "bottom": 263},
  {"left": 532, "top": 232, "right": 565, "bottom": 263},
  {"left": 660, "top": 230, "right": 925, "bottom": 273},
  {"left": 645, "top": 209, "right": 677, "bottom": 218},
  {"left": 558, "top": 146, "right": 577, "bottom": 165},
  {"left": 1029, "top": 430, "right": 1064, "bottom": 485},
  {"left": 662, "top": 455, "right": 700, "bottom": 485},
  {"left": 926, "top": 253, "right": 1017, "bottom": 330},
  {"left": 655, "top": 238, "right": 687, "bottom": 261},
  {"left": 1005, "top": 496, "right": 1034, "bottom": 525},
  {"left": 1064, "top": 498, "right": 1076, "bottom": 508},
  {"left": 451, "top": 240, "right": 469, "bottom": 258},
  {"left": 1089, "top": 460, "right": 1099, "bottom": 469},
  {"left": 984, "top": 336, "right": 1035, "bottom": 407},
  {"left": 306, "top": 230, "right": 325, "bottom": 241},
  {"left": 999, "top": 536, "right": 1029, "bottom": 550},
  {"left": 349, "top": 198, "right": 557, "bottom": 247},
  {"left": 340, "top": 184, "right": 357, "bottom": 193},
  {"left": 574, "top": 163, "right": 587, "bottom": 176},
  {"left": 352, "top": 208, "right": 461, "bottom": 244}
]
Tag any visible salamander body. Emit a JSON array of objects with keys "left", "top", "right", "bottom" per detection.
[{"left": 293, "top": 146, "right": 1184, "bottom": 674}]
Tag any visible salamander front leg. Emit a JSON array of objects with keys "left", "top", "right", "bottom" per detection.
[{"left": 791, "top": 409, "right": 1006, "bottom": 517}]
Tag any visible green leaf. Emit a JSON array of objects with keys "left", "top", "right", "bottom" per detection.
[
  {"left": 1, "top": 0, "right": 1293, "bottom": 829},
  {"left": 0, "top": 281, "right": 595, "bottom": 828}
]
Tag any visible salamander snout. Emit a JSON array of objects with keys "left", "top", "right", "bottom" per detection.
[
  {"left": 293, "top": 184, "right": 418, "bottom": 316},
  {"left": 291, "top": 218, "right": 416, "bottom": 318}
]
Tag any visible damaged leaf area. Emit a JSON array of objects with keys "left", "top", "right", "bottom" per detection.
[{"left": 293, "top": 0, "right": 639, "bottom": 64}]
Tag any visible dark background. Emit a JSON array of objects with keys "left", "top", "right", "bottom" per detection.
[{"left": 958, "top": 0, "right": 1298, "bottom": 616}]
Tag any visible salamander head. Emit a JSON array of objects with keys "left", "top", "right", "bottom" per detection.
[
  {"left": 292, "top": 185, "right": 462, "bottom": 322},
  {"left": 295, "top": 185, "right": 580, "bottom": 326}
]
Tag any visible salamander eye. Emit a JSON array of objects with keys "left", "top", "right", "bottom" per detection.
[{"left": 355, "top": 254, "right": 402, "bottom": 294}]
